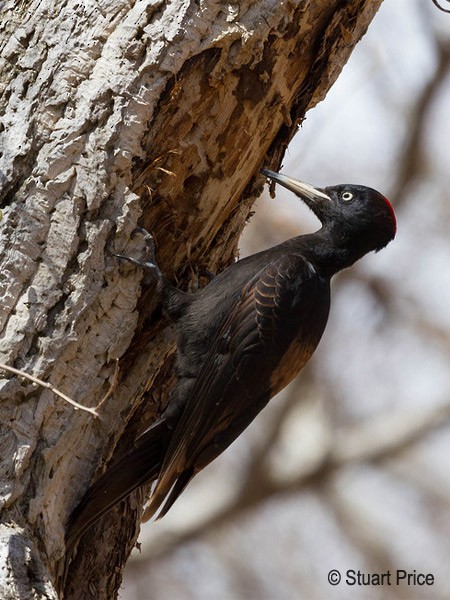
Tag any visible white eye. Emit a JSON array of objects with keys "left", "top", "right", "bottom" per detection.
[{"left": 341, "top": 191, "right": 353, "bottom": 201}]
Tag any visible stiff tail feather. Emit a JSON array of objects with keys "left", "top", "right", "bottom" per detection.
[
  {"left": 65, "top": 419, "right": 169, "bottom": 552},
  {"left": 143, "top": 467, "right": 194, "bottom": 522}
]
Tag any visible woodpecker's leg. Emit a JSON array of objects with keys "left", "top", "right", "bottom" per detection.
[
  {"left": 115, "top": 228, "right": 191, "bottom": 320},
  {"left": 115, "top": 227, "right": 163, "bottom": 287}
]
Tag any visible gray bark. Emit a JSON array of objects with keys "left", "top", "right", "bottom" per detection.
[{"left": 0, "top": 0, "right": 383, "bottom": 597}]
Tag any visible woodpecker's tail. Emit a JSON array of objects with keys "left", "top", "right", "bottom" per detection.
[{"left": 65, "top": 419, "right": 169, "bottom": 552}]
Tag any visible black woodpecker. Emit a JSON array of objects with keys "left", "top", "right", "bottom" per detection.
[{"left": 66, "top": 169, "right": 396, "bottom": 550}]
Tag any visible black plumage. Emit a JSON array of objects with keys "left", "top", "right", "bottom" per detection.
[{"left": 66, "top": 169, "right": 396, "bottom": 549}]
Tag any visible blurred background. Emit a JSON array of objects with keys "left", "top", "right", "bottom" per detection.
[{"left": 123, "top": 1, "right": 450, "bottom": 598}]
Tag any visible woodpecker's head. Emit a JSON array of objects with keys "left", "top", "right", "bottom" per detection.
[{"left": 261, "top": 169, "right": 396, "bottom": 255}]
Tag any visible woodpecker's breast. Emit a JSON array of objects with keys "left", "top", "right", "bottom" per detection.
[{"left": 269, "top": 338, "right": 317, "bottom": 397}]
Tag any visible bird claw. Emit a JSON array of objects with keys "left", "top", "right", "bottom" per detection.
[
  {"left": 115, "top": 228, "right": 163, "bottom": 285},
  {"left": 130, "top": 227, "right": 157, "bottom": 263}
]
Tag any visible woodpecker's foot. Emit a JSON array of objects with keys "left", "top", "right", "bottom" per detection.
[{"left": 115, "top": 228, "right": 163, "bottom": 286}]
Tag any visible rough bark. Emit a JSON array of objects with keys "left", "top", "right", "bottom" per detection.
[{"left": 0, "top": 0, "right": 383, "bottom": 597}]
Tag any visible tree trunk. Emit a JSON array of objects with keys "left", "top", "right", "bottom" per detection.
[{"left": 0, "top": 0, "right": 383, "bottom": 597}]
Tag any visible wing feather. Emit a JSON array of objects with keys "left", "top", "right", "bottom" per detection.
[{"left": 145, "top": 253, "right": 328, "bottom": 518}]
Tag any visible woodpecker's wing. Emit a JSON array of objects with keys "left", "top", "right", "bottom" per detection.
[{"left": 145, "top": 252, "right": 330, "bottom": 519}]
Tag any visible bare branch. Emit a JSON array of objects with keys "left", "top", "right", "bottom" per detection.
[
  {"left": 391, "top": 36, "right": 450, "bottom": 206},
  {"left": 0, "top": 362, "right": 99, "bottom": 417},
  {"left": 430, "top": 0, "right": 450, "bottom": 14}
]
